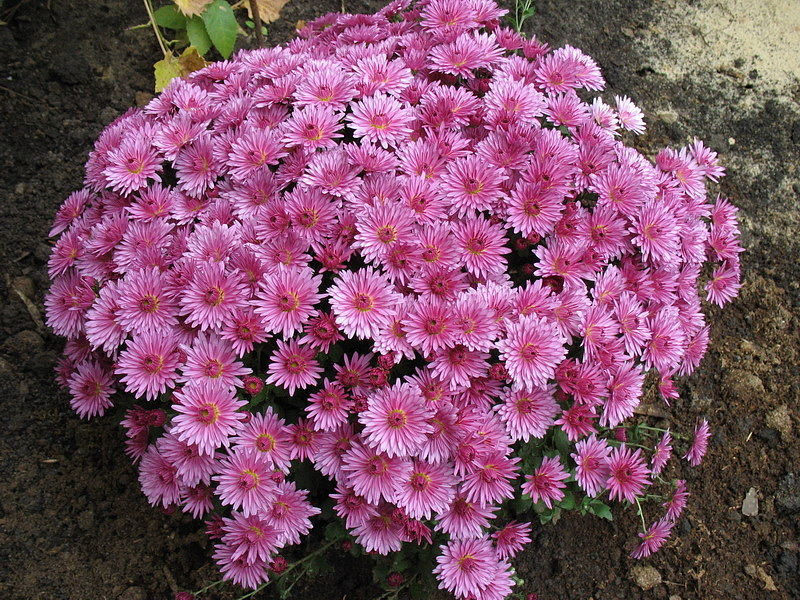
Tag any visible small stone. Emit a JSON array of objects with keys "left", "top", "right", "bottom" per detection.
[
  {"left": 669, "top": 596, "right": 682, "bottom": 600},
  {"left": 723, "top": 369, "right": 765, "bottom": 403},
  {"left": 744, "top": 564, "right": 778, "bottom": 591},
  {"left": 2, "top": 330, "right": 44, "bottom": 356},
  {"left": 631, "top": 565, "right": 662, "bottom": 590},
  {"left": 765, "top": 405, "right": 793, "bottom": 441},
  {"left": 742, "top": 487, "right": 759, "bottom": 517},
  {"left": 776, "top": 473, "right": 800, "bottom": 514},
  {"left": 655, "top": 110, "right": 679, "bottom": 124},
  {"left": 118, "top": 587, "right": 147, "bottom": 600},
  {"left": 10, "top": 276, "right": 35, "bottom": 300}
]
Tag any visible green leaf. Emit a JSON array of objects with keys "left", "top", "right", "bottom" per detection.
[
  {"left": 153, "top": 5, "right": 187, "bottom": 29},
  {"left": 201, "top": 0, "right": 238, "bottom": 59},
  {"left": 590, "top": 501, "right": 613, "bottom": 521},
  {"left": 186, "top": 16, "right": 212, "bottom": 55},
  {"left": 559, "top": 490, "right": 576, "bottom": 511}
]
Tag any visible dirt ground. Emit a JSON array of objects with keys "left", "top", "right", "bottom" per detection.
[{"left": 0, "top": 1, "right": 797, "bottom": 599}]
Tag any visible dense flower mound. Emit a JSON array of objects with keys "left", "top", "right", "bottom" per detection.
[{"left": 45, "top": 0, "right": 742, "bottom": 596}]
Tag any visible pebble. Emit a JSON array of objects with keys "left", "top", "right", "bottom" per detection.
[
  {"left": 2, "top": 330, "right": 44, "bottom": 356},
  {"left": 775, "top": 473, "right": 800, "bottom": 514},
  {"left": 631, "top": 565, "right": 662, "bottom": 590},
  {"left": 744, "top": 564, "right": 778, "bottom": 591},
  {"left": 655, "top": 110, "right": 679, "bottom": 123},
  {"left": 117, "top": 587, "right": 147, "bottom": 600},
  {"left": 723, "top": 369, "right": 765, "bottom": 403},
  {"left": 742, "top": 487, "right": 759, "bottom": 517},
  {"left": 765, "top": 405, "right": 793, "bottom": 441},
  {"left": 10, "top": 275, "right": 35, "bottom": 300}
]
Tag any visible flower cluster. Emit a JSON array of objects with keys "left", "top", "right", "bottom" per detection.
[{"left": 45, "top": 0, "right": 741, "bottom": 597}]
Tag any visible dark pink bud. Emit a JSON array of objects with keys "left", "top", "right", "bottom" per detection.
[
  {"left": 270, "top": 556, "right": 289, "bottom": 574},
  {"left": 377, "top": 353, "right": 396, "bottom": 370},
  {"left": 175, "top": 593, "right": 195, "bottom": 600},
  {"left": 522, "top": 263, "right": 536, "bottom": 276},
  {"left": 488, "top": 363, "right": 509, "bottom": 381},
  {"left": 514, "top": 237, "right": 530, "bottom": 251},
  {"left": 614, "top": 427, "right": 628, "bottom": 442},
  {"left": 387, "top": 572, "right": 405, "bottom": 587},
  {"left": 341, "top": 540, "right": 353, "bottom": 552},
  {"left": 242, "top": 375, "right": 264, "bottom": 396}
]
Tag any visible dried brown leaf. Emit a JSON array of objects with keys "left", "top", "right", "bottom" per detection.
[
  {"left": 246, "top": 0, "right": 290, "bottom": 23},
  {"left": 173, "top": 0, "right": 214, "bottom": 18}
]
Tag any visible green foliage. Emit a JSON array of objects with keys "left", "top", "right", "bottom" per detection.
[
  {"left": 186, "top": 16, "right": 213, "bottom": 55},
  {"left": 509, "top": 0, "right": 536, "bottom": 34},
  {"left": 201, "top": 0, "right": 239, "bottom": 59}
]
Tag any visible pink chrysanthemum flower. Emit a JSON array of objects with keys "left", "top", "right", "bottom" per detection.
[
  {"left": 180, "top": 262, "right": 249, "bottom": 332},
  {"left": 281, "top": 105, "right": 343, "bottom": 150},
  {"left": 704, "top": 261, "right": 741, "bottom": 307},
  {"left": 214, "top": 449, "right": 278, "bottom": 517},
  {"left": 226, "top": 127, "right": 286, "bottom": 181},
  {"left": 663, "top": 479, "right": 689, "bottom": 521},
  {"left": 614, "top": 95, "right": 646, "bottom": 134},
  {"left": 393, "top": 459, "right": 456, "bottom": 520},
  {"left": 328, "top": 267, "right": 401, "bottom": 339},
  {"left": 231, "top": 408, "right": 292, "bottom": 472},
  {"left": 462, "top": 450, "right": 520, "bottom": 506},
  {"left": 570, "top": 434, "right": 611, "bottom": 497},
  {"left": 492, "top": 521, "right": 532, "bottom": 560},
  {"left": 286, "top": 418, "right": 321, "bottom": 462},
  {"left": 171, "top": 381, "right": 246, "bottom": 455},
  {"left": 651, "top": 431, "right": 673, "bottom": 476},
  {"left": 159, "top": 431, "right": 218, "bottom": 487},
  {"left": 67, "top": 360, "right": 115, "bottom": 419},
  {"left": 347, "top": 93, "right": 412, "bottom": 148},
  {"left": 139, "top": 445, "right": 182, "bottom": 508},
  {"left": 266, "top": 481, "right": 320, "bottom": 545},
  {"left": 435, "top": 495, "right": 498, "bottom": 540},
  {"left": 359, "top": 382, "right": 434, "bottom": 458},
  {"left": 684, "top": 419, "right": 710, "bottom": 466},
  {"left": 45, "top": 271, "right": 96, "bottom": 339},
  {"left": 350, "top": 505, "right": 405, "bottom": 555},
  {"left": 495, "top": 386, "right": 560, "bottom": 442},
  {"left": 433, "top": 536, "right": 497, "bottom": 599},
  {"left": 631, "top": 519, "right": 674, "bottom": 559},
  {"left": 252, "top": 267, "right": 323, "bottom": 338},
  {"left": 452, "top": 215, "right": 510, "bottom": 280},
  {"left": 496, "top": 314, "right": 567, "bottom": 391},
  {"left": 522, "top": 456, "right": 569, "bottom": 508},
  {"left": 341, "top": 442, "right": 411, "bottom": 505},
  {"left": 213, "top": 541, "right": 268, "bottom": 590},
  {"left": 221, "top": 511, "right": 285, "bottom": 564},
  {"left": 306, "top": 379, "right": 352, "bottom": 431},
  {"left": 221, "top": 308, "right": 270, "bottom": 357},
  {"left": 104, "top": 136, "right": 162, "bottom": 195},
  {"left": 181, "top": 333, "right": 252, "bottom": 388},
  {"left": 116, "top": 330, "right": 182, "bottom": 400},
  {"left": 265, "top": 338, "right": 322, "bottom": 395},
  {"left": 605, "top": 445, "right": 650, "bottom": 503},
  {"left": 440, "top": 155, "right": 506, "bottom": 217}
]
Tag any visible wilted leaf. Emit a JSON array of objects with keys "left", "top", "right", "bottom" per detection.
[
  {"left": 153, "top": 47, "right": 207, "bottom": 92},
  {"left": 202, "top": 0, "right": 239, "bottom": 59},
  {"left": 177, "top": 46, "right": 208, "bottom": 73},
  {"left": 186, "top": 16, "right": 213, "bottom": 55},
  {"left": 173, "top": 0, "right": 213, "bottom": 17},
  {"left": 154, "top": 55, "right": 183, "bottom": 92},
  {"left": 246, "top": 0, "right": 290, "bottom": 23},
  {"left": 295, "top": 19, "right": 306, "bottom": 30}
]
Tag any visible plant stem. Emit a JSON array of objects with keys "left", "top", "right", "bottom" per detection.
[
  {"left": 634, "top": 497, "right": 648, "bottom": 532},
  {"left": 248, "top": 0, "right": 264, "bottom": 47},
  {"left": 194, "top": 578, "right": 224, "bottom": 596},
  {"left": 142, "top": 0, "right": 170, "bottom": 57},
  {"left": 233, "top": 538, "right": 338, "bottom": 600}
]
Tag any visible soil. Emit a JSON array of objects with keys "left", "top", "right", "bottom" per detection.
[{"left": 0, "top": 1, "right": 798, "bottom": 599}]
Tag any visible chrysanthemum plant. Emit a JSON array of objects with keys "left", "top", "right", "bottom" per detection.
[{"left": 45, "top": 0, "right": 742, "bottom": 598}]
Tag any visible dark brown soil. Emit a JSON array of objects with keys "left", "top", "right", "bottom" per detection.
[{"left": 0, "top": 1, "right": 797, "bottom": 599}]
